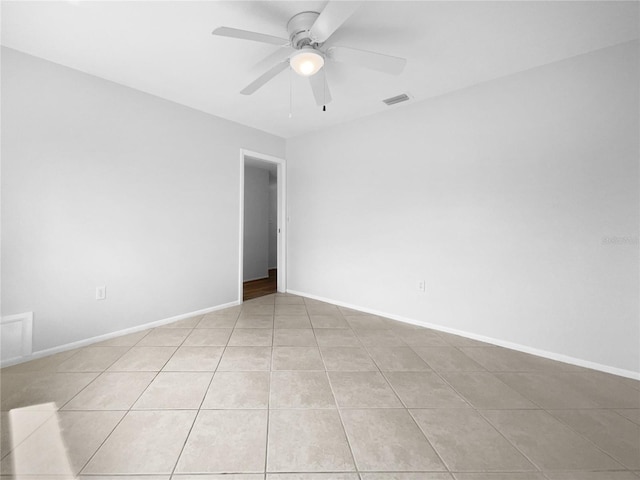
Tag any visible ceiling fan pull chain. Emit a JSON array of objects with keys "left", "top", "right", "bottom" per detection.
[
  {"left": 323, "top": 69, "right": 327, "bottom": 112},
  {"left": 289, "top": 67, "right": 293, "bottom": 118}
]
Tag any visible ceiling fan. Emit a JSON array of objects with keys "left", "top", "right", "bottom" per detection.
[{"left": 212, "top": 1, "right": 407, "bottom": 107}]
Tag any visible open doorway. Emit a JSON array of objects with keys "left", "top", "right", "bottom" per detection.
[{"left": 239, "top": 149, "right": 286, "bottom": 302}]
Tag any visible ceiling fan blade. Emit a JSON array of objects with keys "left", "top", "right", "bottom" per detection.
[
  {"left": 253, "top": 46, "right": 295, "bottom": 73},
  {"left": 212, "top": 26, "right": 288, "bottom": 46},
  {"left": 309, "top": 70, "right": 332, "bottom": 106},
  {"left": 310, "top": 1, "right": 363, "bottom": 43},
  {"left": 328, "top": 46, "right": 406, "bottom": 75},
  {"left": 240, "top": 61, "right": 290, "bottom": 95}
]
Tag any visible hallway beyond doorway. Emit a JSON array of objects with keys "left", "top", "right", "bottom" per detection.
[{"left": 243, "top": 268, "right": 276, "bottom": 301}]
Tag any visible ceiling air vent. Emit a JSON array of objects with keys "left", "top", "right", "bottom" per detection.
[{"left": 382, "top": 93, "right": 410, "bottom": 106}]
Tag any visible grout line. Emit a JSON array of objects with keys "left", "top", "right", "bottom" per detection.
[
  {"left": 354, "top": 336, "right": 452, "bottom": 474},
  {"left": 313, "top": 307, "right": 360, "bottom": 475},
  {"left": 169, "top": 311, "right": 234, "bottom": 478},
  {"left": 78, "top": 318, "right": 201, "bottom": 476},
  {"left": 5, "top": 296, "right": 640, "bottom": 477}
]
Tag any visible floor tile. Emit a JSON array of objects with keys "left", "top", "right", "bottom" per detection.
[
  {"left": 175, "top": 475, "right": 262, "bottom": 480},
  {"left": 482, "top": 409, "right": 624, "bottom": 470},
  {"left": 1, "top": 349, "right": 82, "bottom": 374},
  {"left": 361, "top": 475, "right": 453, "bottom": 480},
  {"left": 344, "top": 316, "right": 390, "bottom": 329},
  {"left": 243, "top": 304, "right": 275, "bottom": 315},
  {"left": 619, "top": 376, "right": 640, "bottom": 391},
  {"left": 328, "top": 372, "right": 402, "bottom": 408},
  {"left": 63, "top": 372, "right": 155, "bottom": 410},
  {"left": 208, "top": 305, "right": 241, "bottom": 317},
  {"left": 197, "top": 316, "right": 238, "bottom": 328},
  {"left": 320, "top": 347, "right": 378, "bottom": 371},
  {"left": 272, "top": 347, "right": 324, "bottom": 370},
  {"left": 183, "top": 328, "right": 232, "bottom": 346},
  {"left": 438, "top": 332, "right": 490, "bottom": 347},
  {"left": 83, "top": 410, "right": 196, "bottom": 474},
  {"left": 267, "top": 409, "right": 355, "bottom": 472},
  {"left": 133, "top": 372, "right": 212, "bottom": 409},
  {"left": 246, "top": 294, "right": 275, "bottom": 305},
  {"left": 236, "top": 315, "right": 274, "bottom": 329},
  {"left": 107, "top": 346, "right": 176, "bottom": 371},
  {"left": 411, "top": 347, "right": 484, "bottom": 372},
  {"left": 452, "top": 474, "right": 546, "bottom": 480},
  {"left": 1, "top": 410, "right": 124, "bottom": 475},
  {"left": 201, "top": 371, "right": 270, "bottom": 409},
  {"left": 56, "top": 347, "right": 130, "bottom": 372},
  {"left": 339, "top": 307, "right": 368, "bottom": 316},
  {"left": 217, "top": 347, "right": 272, "bottom": 371},
  {"left": 268, "top": 475, "right": 358, "bottom": 480},
  {"left": 616, "top": 408, "right": 640, "bottom": 425},
  {"left": 459, "top": 346, "right": 583, "bottom": 372},
  {"left": 273, "top": 328, "right": 317, "bottom": 346},
  {"left": 548, "top": 409, "right": 640, "bottom": 469},
  {"left": 574, "top": 371, "right": 640, "bottom": 408},
  {"left": 441, "top": 372, "right": 537, "bottom": 409},
  {"left": 275, "top": 304, "right": 307, "bottom": 316},
  {"left": 136, "top": 328, "right": 191, "bottom": 347},
  {"left": 270, "top": 371, "right": 335, "bottom": 408},
  {"left": 229, "top": 329, "right": 273, "bottom": 346},
  {"left": 1, "top": 372, "right": 99, "bottom": 411},
  {"left": 367, "top": 347, "right": 430, "bottom": 371},
  {"left": 94, "top": 330, "right": 150, "bottom": 347},
  {"left": 309, "top": 315, "right": 350, "bottom": 329},
  {"left": 175, "top": 410, "right": 267, "bottom": 473},
  {"left": 79, "top": 475, "right": 170, "bottom": 480},
  {"left": 543, "top": 472, "right": 639, "bottom": 480},
  {"left": 162, "top": 346, "right": 223, "bottom": 371},
  {"left": 384, "top": 372, "right": 469, "bottom": 408},
  {"left": 1, "top": 406, "right": 54, "bottom": 459},
  {"left": 161, "top": 316, "right": 202, "bottom": 328},
  {"left": 354, "top": 329, "right": 406, "bottom": 347},
  {"left": 314, "top": 329, "right": 361, "bottom": 347},
  {"left": 340, "top": 408, "right": 445, "bottom": 472},
  {"left": 411, "top": 409, "right": 534, "bottom": 472},
  {"left": 393, "top": 330, "right": 449, "bottom": 346},
  {"left": 306, "top": 304, "right": 340, "bottom": 315},
  {"left": 274, "top": 315, "right": 312, "bottom": 329},
  {"left": 7, "top": 293, "right": 638, "bottom": 479},
  {"left": 497, "top": 371, "right": 640, "bottom": 409},
  {"left": 275, "top": 296, "right": 306, "bottom": 305}
]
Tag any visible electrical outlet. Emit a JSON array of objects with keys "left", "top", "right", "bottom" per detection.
[
  {"left": 417, "top": 280, "right": 426, "bottom": 293},
  {"left": 96, "top": 286, "right": 107, "bottom": 300}
]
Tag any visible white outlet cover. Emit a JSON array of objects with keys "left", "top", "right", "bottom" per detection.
[{"left": 96, "top": 286, "right": 106, "bottom": 300}]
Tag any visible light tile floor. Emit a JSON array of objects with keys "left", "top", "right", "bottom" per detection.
[{"left": 1, "top": 293, "right": 639, "bottom": 480}]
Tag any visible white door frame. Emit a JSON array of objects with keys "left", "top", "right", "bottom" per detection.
[{"left": 239, "top": 149, "right": 286, "bottom": 302}]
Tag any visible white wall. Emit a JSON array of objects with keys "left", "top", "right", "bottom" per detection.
[
  {"left": 268, "top": 172, "right": 278, "bottom": 270},
  {"left": 1, "top": 47, "right": 285, "bottom": 352},
  {"left": 286, "top": 41, "right": 639, "bottom": 374},
  {"left": 243, "top": 165, "right": 270, "bottom": 281}
]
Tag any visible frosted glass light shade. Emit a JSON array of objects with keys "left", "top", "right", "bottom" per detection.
[{"left": 290, "top": 48, "right": 324, "bottom": 76}]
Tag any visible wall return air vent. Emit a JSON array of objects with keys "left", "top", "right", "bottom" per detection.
[{"left": 382, "top": 93, "right": 410, "bottom": 106}]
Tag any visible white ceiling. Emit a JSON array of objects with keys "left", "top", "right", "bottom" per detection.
[{"left": 2, "top": 1, "right": 638, "bottom": 138}]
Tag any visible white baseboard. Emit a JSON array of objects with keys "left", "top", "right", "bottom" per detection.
[
  {"left": 287, "top": 289, "right": 640, "bottom": 381},
  {"left": 0, "top": 300, "right": 240, "bottom": 368}
]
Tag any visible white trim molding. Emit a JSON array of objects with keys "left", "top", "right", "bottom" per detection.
[
  {"left": 287, "top": 289, "right": 640, "bottom": 381},
  {"left": 239, "top": 149, "right": 287, "bottom": 303},
  {"left": 0, "top": 301, "right": 239, "bottom": 368}
]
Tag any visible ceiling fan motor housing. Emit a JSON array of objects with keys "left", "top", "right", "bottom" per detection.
[{"left": 287, "top": 11, "right": 321, "bottom": 49}]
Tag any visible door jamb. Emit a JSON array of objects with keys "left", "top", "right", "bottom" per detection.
[{"left": 239, "top": 149, "right": 286, "bottom": 303}]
